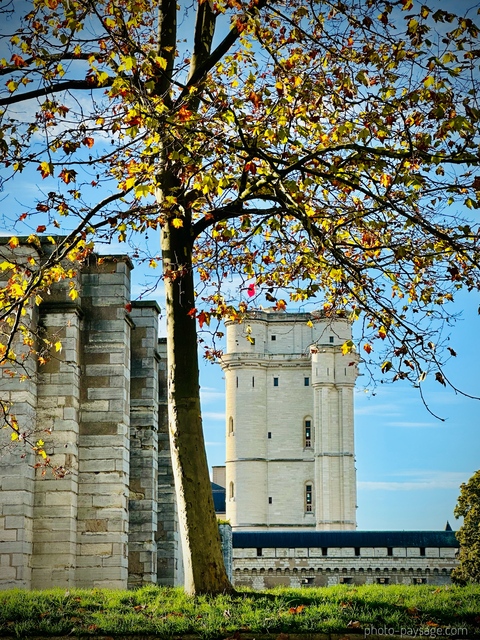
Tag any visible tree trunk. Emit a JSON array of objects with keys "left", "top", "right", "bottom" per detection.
[{"left": 161, "top": 217, "right": 233, "bottom": 595}]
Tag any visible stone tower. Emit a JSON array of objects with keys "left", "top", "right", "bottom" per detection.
[{"left": 221, "top": 310, "right": 358, "bottom": 531}]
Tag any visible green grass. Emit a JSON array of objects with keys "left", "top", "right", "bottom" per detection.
[{"left": 0, "top": 584, "right": 479, "bottom": 638}]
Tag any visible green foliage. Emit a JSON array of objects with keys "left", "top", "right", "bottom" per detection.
[
  {"left": 0, "top": 585, "right": 479, "bottom": 637},
  {"left": 453, "top": 470, "right": 480, "bottom": 585}
]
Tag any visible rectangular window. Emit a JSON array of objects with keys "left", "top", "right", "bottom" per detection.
[
  {"left": 236, "top": 377, "right": 238, "bottom": 388},
  {"left": 251, "top": 337, "right": 255, "bottom": 345},
  {"left": 256, "top": 548, "right": 262, "bottom": 557},
  {"left": 376, "top": 577, "right": 389, "bottom": 585},
  {"left": 355, "top": 547, "right": 361, "bottom": 557},
  {"left": 387, "top": 547, "right": 393, "bottom": 557},
  {"left": 273, "top": 377, "right": 279, "bottom": 387},
  {"left": 271, "top": 335, "right": 276, "bottom": 341},
  {"left": 268, "top": 432, "right": 272, "bottom": 439},
  {"left": 420, "top": 547, "right": 426, "bottom": 556},
  {"left": 305, "top": 484, "right": 313, "bottom": 512},
  {"left": 305, "top": 420, "right": 312, "bottom": 448},
  {"left": 329, "top": 336, "right": 334, "bottom": 343},
  {"left": 413, "top": 578, "right": 426, "bottom": 584},
  {"left": 340, "top": 577, "right": 353, "bottom": 585},
  {"left": 304, "top": 377, "right": 310, "bottom": 386},
  {"left": 268, "top": 497, "right": 273, "bottom": 504},
  {"left": 322, "top": 547, "right": 328, "bottom": 556},
  {"left": 252, "top": 376, "right": 254, "bottom": 388}
]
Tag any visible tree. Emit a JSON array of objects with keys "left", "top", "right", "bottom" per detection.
[
  {"left": 452, "top": 470, "right": 480, "bottom": 585},
  {"left": 0, "top": 0, "right": 480, "bottom": 594}
]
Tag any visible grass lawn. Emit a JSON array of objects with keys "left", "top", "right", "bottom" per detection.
[{"left": 0, "top": 584, "right": 479, "bottom": 638}]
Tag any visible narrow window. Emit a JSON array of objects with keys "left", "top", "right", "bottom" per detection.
[
  {"left": 236, "top": 376, "right": 238, "bottom": 388},
  {"left": 229, "top": 482, "right": 234, "bottom": 500},
  {"left": 252, "top": 376, "right": 254, "bottom": 388},
  {"left": 387, "top": 547, "right": 393, "bottom": 557},
  {"left": 355, "top": 547, "right": 361, "bottom": 557},
  {"left": 327, "top": 367, "right": 330, "bottom": 376},
  {"left": 251, "top": 337, "right": 255, "bottom": 345},
  {"left": 304, "top": 377, "right": 310, "bottom": 386},
  {"left": 273, "top": 377, "right": 279, "bottom": 387},
  {"left": 420, "top": 547, "right": 426, "bottom": 557},
  {"left": 271, "top": 335, "right": 276, "bottom": 341},
  {"left": 268, "top": 432, "right": 272, "bottom": 439},
  {"left": 329, "top": 336, "right": 334, "bottom": 343},
  {"left": 322, "top": 547, "right": 328, "bottom": 556},
  {"left": 305, "top": 484, "right": 313, "bottom": 512},
  {"left": 228, "top": 416, "right": 234, "bottom": 435},
  {"left": 257, "top": 548, "right": 263, "bottom": 557},
  {"left": 304, "top": 419, "right": 312, "bottom": 448},
  {"left": 268, "top": 496, "right": 273, "bottom": 504}
]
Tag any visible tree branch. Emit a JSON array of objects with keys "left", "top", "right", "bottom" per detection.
[{"left": 0, "top": 78, "right": 113, "bottom": 107}]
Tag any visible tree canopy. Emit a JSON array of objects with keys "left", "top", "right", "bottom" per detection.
[
  {"left": 453, "top": 470, "right": 480, "bottom": 585},
  {"left": 1, "top": 0, "right": 480, "bottom": 593}
]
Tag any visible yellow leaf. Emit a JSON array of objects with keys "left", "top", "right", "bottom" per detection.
[
  {"left": 341, "top": 340, "right": 355, "bottom": 355},
  {"left": 55, "top": 341, "right": 62, "bottom": 352},
  {"left": 11, "top": 431, "right": 19, "bottom": 441},
  {"left": 68, "top": 288, "right": 79, "bottom": 300},
  {"left": 171, "top": 218, "right": 183, "bottom": 228},
  {"left": 36, "top": 439, "right": 44, "bottom": 447},
  {"left": 8, "top": 237, "right": 19, "bottom": 249}
]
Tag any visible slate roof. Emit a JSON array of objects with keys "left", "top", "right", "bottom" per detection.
[
  {"left": 232, "top": 530, "right": 458, "bottom": 548},
  {"left": 211, "top": 482, "right": 226, "bottom": 513}
]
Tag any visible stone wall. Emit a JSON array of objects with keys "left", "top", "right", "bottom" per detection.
[
  {"left": 0, "top": 246, "right": 180, "bottom": 590},
  {"left": 233, "top": 546, "right": 457, "bottom": 588},
  {"left": 231, "top": 530, "right": 458, "bottom": 588}
]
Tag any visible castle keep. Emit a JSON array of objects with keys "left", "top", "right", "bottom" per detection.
[
  {"left": 221, "top": 310, "right": 357, "bottom": 531},
  {"left": 0, "top": 246, "right": 180, "bottom": 589}
]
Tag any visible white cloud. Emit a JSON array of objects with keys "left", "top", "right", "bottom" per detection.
[
  {"left": 200, "top": 387, "right": 225, "bottom": 403},
  {"left": 203, "top": 411, "right": 225, "bottom": 421},
  {"left": 359, "top": 470, "right": 470, "bottom": 491},
  {"left": 385, "top": 421, "right": 439, "bottom": 428}
]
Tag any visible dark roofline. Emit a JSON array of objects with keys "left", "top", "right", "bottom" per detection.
[{"left": 232, "top": 530, "right": 459, "bottom": 548}]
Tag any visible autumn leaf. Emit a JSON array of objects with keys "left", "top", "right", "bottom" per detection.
[
  {"left": 435, "top": 372, "right": 446, "bottom": 386},
  {"left": 59, "top": 168, "right": 77, "bottom": 184},
  {"left": 36, "top": 225, "right": 46, "bottom": 233},
  {"left": 82, "top": 137, "right": 94, "bottom": 148},
  {"left": 8, "top": 237, "right": 19, "bottom": 249},
  {"left": 198, "top": 311, "right": 210, "bottom": 328},
  {"left": 247, "top": 283, "right": 256, "bottom": 297},
  {"left": 288, "top": 605, "right": 306, "bottom": 614},
  {"left": 55, "top": 341, "right": 62, "bottom": 352},
  {"left": 37, "top": 161, "right": 53, "bottom": 179},
  {"left": 171, "top": 218, "right": 183, "bottom": 229},
  {"left": 363, "top": 343, "right": 373, "bottom": 354},
  {"left": 381, "top": 360, "right": 392, "bottom": 373}
]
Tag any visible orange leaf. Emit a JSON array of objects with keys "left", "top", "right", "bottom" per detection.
[
  {"left": 363, "top": 343, "right": 372, "bottom": 354},
  {"left": 59, "top": 168, "right": 77, "bottom": 184},
  {"left": 36, "top": 225, "right": 46, "bottom": 233},
  {"left": 8, "top": 237, "right": 19, "bottom": 249},
  {"left": 82, "top": 137, "right": 94, "bottom": 148}
]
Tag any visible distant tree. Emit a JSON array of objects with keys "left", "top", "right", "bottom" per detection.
[
  {"left": 452, "top": 470, "right": 480, "bottom": 584},
  {"left": 1, "top": 0, "right": 480, "bottom": 594}
]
